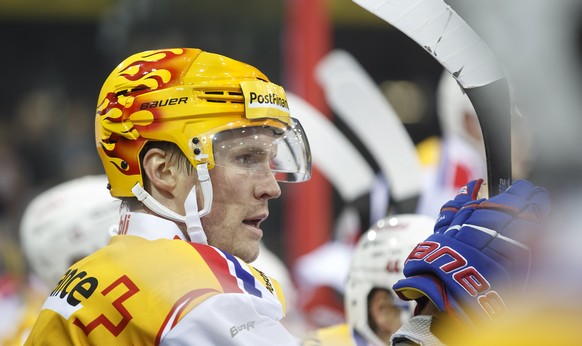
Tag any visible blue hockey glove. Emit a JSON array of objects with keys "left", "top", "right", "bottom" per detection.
[{"left": 393, "top": 179, "right": 550, "bottom": 326}]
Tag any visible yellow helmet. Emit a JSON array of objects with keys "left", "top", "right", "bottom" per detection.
[{"left": 96, "top": 48, "right": 311, "bottom": 200}]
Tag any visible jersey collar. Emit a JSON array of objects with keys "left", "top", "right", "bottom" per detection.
[{"left": 116, "top": 210, "right": 188, "bottom": 241}]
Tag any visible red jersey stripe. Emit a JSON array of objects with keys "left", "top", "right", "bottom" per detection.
[{"left": 188, "top": 242, "right": 243, "bottom": 295}]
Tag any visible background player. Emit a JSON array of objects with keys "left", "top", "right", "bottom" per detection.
[{"left": 302, "top": 214, "right": 434, "bottom": 345}]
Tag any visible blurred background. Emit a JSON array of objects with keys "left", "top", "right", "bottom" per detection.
[{"left": 1, "top": 0, "right": 582, "bottom": 336}]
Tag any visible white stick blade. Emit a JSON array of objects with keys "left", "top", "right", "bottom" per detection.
[
  {"left": 353, "top": 0, "right": 504, "bottom": 88},
  {"left": 315, "top": 50, "right": 422, "bottom": 202}
]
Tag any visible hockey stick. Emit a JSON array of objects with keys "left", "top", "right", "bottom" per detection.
[
  {"left": 315, "top": 50, "right": 423, "bottom": 212},
  {"left": 287, "top": 92, "right": 376, "bottom": 202},
  {"left": 353, "top": 0, "right": 511, "bottom": 197}
]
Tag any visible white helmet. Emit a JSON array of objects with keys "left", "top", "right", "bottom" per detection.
[
  {"left": 19, "top": 175, "right": 120, "bottom": 287},
  {"left": 345, "top": 214, "right": 434, "bottom": 345}
]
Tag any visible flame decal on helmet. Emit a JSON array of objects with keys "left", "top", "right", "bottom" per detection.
[
  {"left": 97, "top": 49, "right": 193, "bottom": 176},
  {"left": 118, "top": 50, "right": 183, "bottom": 85}
]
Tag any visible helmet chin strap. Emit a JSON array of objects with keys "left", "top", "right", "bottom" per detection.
[
  {"left": 195, "top": 163, "right": 212, "bottom": 218},
  {"left": 183, "top": 184, "right": 207, "bottom": 244},
  {"left": 130, "top": 163, "right": 213, "bottom": 244}
]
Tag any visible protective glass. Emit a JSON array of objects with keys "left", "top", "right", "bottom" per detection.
[{"left": 211, "top": 117, "right": 311, "bottom": 182}]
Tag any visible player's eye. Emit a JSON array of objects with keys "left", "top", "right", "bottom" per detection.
[{"left": 235, "top": 153, "right": 257, "bottom": 166}]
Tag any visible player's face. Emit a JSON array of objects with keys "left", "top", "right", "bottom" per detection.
[
  {"left": 370, "top": 289, "right": 404, "bottom": 342},
  {"left": 201, "top": 128, "right": 282, "bottom": 262}
]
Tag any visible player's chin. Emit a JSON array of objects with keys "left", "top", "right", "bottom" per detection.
[
  {"left": 232, "top": 225, "right": 260, "bottom": 261},
  {"left": 246, "top": 248, "right": 261, "bottom": 263},
  {"left": 238, "top": 242, "right": 261, "bottom": 263}
]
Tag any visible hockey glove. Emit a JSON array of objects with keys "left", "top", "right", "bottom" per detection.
[{"left": 393, "top": 179, "right": 550, "bottom": 326}]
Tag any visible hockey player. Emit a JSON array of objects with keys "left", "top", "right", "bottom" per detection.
[
  {"left": 302, "top": 214, "right": 434, "bottom": 346},
  {"left": 0, "top": 175, "right": 120, "bottom": 345},
  {"left": 389, "top": 179, "right": 550, "bottom": 345},
  {"left": 25, "top": 48, "right": 311, "bottom": 345},
  {"left": 20, "top": 175, "right": 120, "bottom": 289}
]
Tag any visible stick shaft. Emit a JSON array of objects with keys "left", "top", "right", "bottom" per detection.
[{"left": 465, "top": 79, "right": 512, "bottom": 196}]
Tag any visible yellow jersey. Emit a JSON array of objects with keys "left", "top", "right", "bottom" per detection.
[{"left": 25, "top": 212, "right": 296, "bottom": 345}]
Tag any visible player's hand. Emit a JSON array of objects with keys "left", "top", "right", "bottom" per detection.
[
  {"left": 433, "top": 178, "right": 484, "bottom": 234},
  {"left": 393, "top": 179, "right": 550, "bottom": 326}
]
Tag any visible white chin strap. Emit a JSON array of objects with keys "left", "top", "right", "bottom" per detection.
[{"left": 130, "top": 163, "right": 213, "bottom": 244}]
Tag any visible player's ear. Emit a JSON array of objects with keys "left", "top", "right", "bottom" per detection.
[{"left": 142, "top": 148, "right": 177, "bottom": 197}]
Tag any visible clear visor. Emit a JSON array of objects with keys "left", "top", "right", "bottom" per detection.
[{"left": 212, "top": 117, "right": 311, "bottom": 182}]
